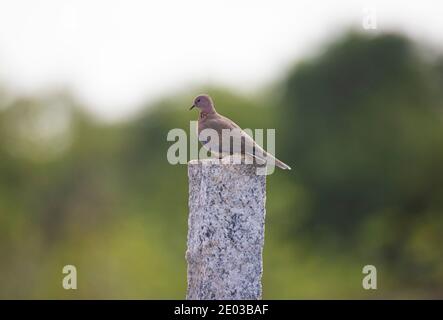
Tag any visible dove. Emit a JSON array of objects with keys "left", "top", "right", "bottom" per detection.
[{"left": 189, "top": 94, "right": 291, "bottom": 170}]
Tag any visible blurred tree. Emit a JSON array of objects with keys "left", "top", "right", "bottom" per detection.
[
  {"left": 280, "top": 32, "right": 443, "bottom": 288},
  {"left": 1, "top": 31, "right": 443, "bottom": 298}
]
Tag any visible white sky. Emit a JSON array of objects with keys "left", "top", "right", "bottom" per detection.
[{"left": 0, "top": 0, "right": 442, "bottom": 121}]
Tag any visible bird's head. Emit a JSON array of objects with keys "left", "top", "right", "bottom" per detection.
[{"left": 190, "top": 94, "right": 215, "bottom": 113}]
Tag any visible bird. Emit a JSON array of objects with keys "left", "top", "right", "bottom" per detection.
[{"left": 189, "top": 94, "right": 291, "bottom": 170}]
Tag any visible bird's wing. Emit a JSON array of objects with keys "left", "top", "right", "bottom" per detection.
[
  {"left": 199, "top": 112, "right": 291, "bottom": 169},
  {"left": 204, "top": 114, "right": 267, "bottom": 157}
]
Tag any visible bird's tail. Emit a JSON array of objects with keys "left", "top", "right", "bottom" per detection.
[
  {"left": 274, "top": 157, "right": 291, "bottom": 170},
  {"left": 259, "top": 151, "right": 291, "bottom": 170}
]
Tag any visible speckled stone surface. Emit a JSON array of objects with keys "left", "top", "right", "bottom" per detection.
[{"left": 186, "top": 157, "right": 266, "bottom": 300}]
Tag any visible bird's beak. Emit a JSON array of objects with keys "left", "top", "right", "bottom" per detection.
[{"left": 189, "top": 104, "right": 195, "bottom": 110}]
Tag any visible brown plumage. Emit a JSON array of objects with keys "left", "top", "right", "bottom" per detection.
[{"left": 190, "top": 94, "right": 291, "bottom": 170}]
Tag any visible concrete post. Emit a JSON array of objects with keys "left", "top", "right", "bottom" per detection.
[{"left": 186, "top": 157, "right": 266, "bottom": 300}]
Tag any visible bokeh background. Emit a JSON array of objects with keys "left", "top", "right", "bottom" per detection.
[{"left": 1, "top": 1, "right": 443, "bottom": 298}]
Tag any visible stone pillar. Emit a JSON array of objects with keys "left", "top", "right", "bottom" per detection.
[{"left": 186, "top": 157, "right": 266, "bottom": 300}]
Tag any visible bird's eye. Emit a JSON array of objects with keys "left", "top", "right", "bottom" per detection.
[{"left": 197, "top": 99, "right": 200, "bottom": 103}]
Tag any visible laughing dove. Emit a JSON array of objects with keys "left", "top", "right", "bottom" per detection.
[{"left": 190, "top": 94, "right": 291, "bottom": 170}]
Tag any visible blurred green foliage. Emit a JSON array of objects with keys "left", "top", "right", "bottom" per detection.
[{"left": 0, "top": 31, "right": 442, "bottom": 299}]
